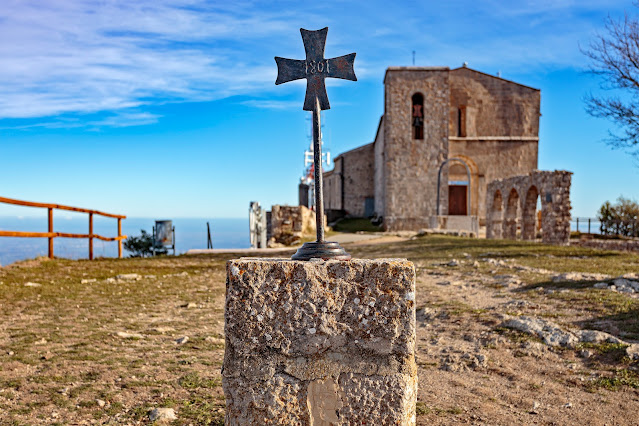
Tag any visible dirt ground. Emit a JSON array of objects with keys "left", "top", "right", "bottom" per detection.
[{"left": 0, "top": 235, "right": 638, "bottom": 425}]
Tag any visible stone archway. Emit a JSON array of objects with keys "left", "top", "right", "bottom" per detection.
[
  {"left": 504, "top": 188, "right": 520, "bottom": 239},
  {"left": 522, "top": 185, "right": 539, "bottom": 240},
  {"left": 436, "top": 158, "right": 472, "bottom": 216},
  {"left": 488, "top": 190, "right": 503, "bottom": 239}
]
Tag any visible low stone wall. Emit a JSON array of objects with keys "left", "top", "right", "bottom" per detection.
[
  {"left": 572, "top": 239, "right": 639, "bottom": 253},
  {"left": 486, "top": 170, "right": 572, "bottom": 244},
  {"left": 429, "top": 215, "right": 479, "bottom": 236},
  {"left": 223, "top": 258, "right": 417, "bottom": 424}
]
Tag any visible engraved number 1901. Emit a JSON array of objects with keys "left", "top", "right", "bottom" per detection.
[{"left": 305, "top": 59, "right": 329, "bottom": 74}]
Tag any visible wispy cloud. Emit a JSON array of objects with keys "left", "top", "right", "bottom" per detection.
[{"left": 0, "top": 0, "right": 297, "bottom": 125}]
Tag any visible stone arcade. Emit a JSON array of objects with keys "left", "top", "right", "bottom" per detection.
[
  {"left": 323, "top": 65, "right": 542, "bottom": 231},
  {"left": 486, "top": 170, "right": 572, "bottom": 244}
]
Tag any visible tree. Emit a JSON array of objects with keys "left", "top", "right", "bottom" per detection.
[
  {"left": 597, "top": 196, "right": 639, "bottom": 237},
  {"left": 123, "top": 229, "right": 168, "bottom": 257},
  {"left": 583, "top": 7, "right": 639, "bottom": 158}
]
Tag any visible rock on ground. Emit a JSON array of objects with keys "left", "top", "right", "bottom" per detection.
[{"left": 148, "top": 407, "right": 176, "bottom": 423}]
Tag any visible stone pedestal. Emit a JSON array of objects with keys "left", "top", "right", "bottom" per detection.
[{"left": 223, "top": 258, "right": 417, "bottom": 425}]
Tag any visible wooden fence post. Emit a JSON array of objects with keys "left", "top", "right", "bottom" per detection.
[
  {"left": 89, "top": 213, "right": 94, "bottom": 260},
  {"left": 118, "top": 218, "right": 122, "bottom": 258},
  {"left": 48, "top": 208, "right": 54, "bottom": 259}
]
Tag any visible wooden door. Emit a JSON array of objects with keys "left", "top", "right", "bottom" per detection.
[{"left": 448, "top": 185, "right": 467, "bottom": 216}]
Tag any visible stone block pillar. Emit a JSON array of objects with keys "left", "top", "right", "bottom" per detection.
[{"left": 223, "top": 258, "right": 417, "bottom": 425}]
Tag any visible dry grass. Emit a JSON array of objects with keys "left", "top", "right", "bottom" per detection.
[{"left": 0, "top": 235, "right": 637, "bottom": 424}]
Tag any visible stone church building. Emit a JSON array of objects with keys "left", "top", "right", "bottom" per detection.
[{"left": 323, "top": 65, "right": 540, "bottom": 231}]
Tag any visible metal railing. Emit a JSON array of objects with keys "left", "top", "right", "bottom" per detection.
[
  {"left": 0, "top": 196, "right": 126, "bottom": 260},
  {"left": 572, "top": 217, "right": 638, "bottom": 237}
]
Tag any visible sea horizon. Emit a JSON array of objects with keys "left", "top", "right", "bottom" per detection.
[{"left": 0, "top": 216, "right": 249, "bottom": 266}]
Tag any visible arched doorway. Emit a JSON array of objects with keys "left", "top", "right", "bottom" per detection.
[
  {"left": 522, "top": 186, "right": 539, "bottom": 240},
  {"left": 504, "top": 188, "right": 520, "bottom": 239},
  {"left": 436, "top": 158, "right": 471, "bottom": 216},
  {"left": 488, "top": 190, "right": 503, "bottom": 239}
]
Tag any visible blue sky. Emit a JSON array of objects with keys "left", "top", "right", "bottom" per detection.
[{"left": 0, "top": 0, "right": 637, "bottom": 219}]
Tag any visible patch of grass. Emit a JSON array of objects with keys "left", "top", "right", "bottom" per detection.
[
  {"left": 178, "top": 372, "right": 221, "bottom": 390},
  {"left": 333, "top": 218, "right": 382, "bottom": 233},
  {"left": 591, "top": 369, "right": 639, "bottom": 391},
  {"left": 494, "top": 327, "right": 544, "bottom": 345},
  {"left": 578, "top": 342, "right": 629, "bottom": 354},
  {"left": 416, "top": 401, "right": 431, "bottom": 416}
]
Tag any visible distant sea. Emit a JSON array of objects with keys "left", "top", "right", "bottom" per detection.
[{"left": 0, "top": 216, "right": 249, "bottom": 266}]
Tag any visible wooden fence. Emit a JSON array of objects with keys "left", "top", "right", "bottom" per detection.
[{"left": 0, "top": 196, "right": 126, "bottom": 260}]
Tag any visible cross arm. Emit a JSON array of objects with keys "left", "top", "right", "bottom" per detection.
[
  {"left": 327, "top": 53, "right": 357, "bottom": 81},
  {"left": 275, "top": 57, "right": 307, "bottom": 85}
]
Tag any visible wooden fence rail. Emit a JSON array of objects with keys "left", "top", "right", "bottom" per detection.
[{"left": 0, "top": 196, "right": 126, "bottom": 260}]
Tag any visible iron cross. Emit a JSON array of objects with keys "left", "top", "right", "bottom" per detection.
[
  {"left": 275, "top": 27, "right": 356, "bottom": 111},
  {"left": 275, "top": 27, "right": 354, "bottom": 261}
]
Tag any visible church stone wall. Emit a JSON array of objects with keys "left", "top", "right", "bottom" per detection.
[
  {"left": 374, "top": 118, "right": 386, "bottom": 217},
  {"left": 341, "top": 143, "right": 375, "bottom": 217},
  {"left": 323, "top": 143, "right": 375, "bottom": 217},
  {"left": 449, "top": 139, "right": 538, "bottom": 224},
  {"left": 449, "top": 67, "right": 540, "bottom": 138},
  {"left": 324, "top": 167, "right": 341, "bottom": 211},
  {"left": 383, "top": 67, "right": 450, "bottom": 231}
]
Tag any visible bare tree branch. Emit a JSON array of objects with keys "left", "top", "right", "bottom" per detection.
[{"left": 583, "top": 6, "right": 639, "bottom": 159}]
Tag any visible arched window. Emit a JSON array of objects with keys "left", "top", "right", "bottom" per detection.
[{"left": 411, "top": 93, "right": 424, "bottom": 140}]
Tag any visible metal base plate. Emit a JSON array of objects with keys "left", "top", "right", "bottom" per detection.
[{"left": 291, "top": 241, "right": 351, "bottom": 261}]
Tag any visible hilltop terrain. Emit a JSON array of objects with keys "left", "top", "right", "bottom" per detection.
[{"left": 0, "top": 235, "right": 638, "bottom": 425}]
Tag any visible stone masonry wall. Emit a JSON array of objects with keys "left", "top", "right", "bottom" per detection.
[
  {"left": 341, "top": 143, "right": 374, "bottom": 217},
  {"left": 383, "top": 67, "right": 450, "bottom": 231},
  {"left": 267, "top": 205, "right": 317, "bottom": 247},
  {"left": 323, "top": 143, "right": 374, "bottom": 216},
  {"left": 486, "top": 170, "right": 572, "bottom": 244},
  {"left": 374, "top": 117, "right": 386, "bottom": 217},
  {"left": 223, "top": 258, "right": 417, "bottom": 425},
  {"left": 449, "top": 67, "right": 540, "bottom": 138}
]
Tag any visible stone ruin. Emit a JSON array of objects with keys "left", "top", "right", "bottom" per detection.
[
  {"left": 266, "top": 205, "right": 319, "bottom": 247},
  {"left": 486, "top": 170, "right": 572, "bottom": 244}
]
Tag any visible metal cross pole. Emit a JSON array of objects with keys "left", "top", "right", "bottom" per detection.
[{"left": 275, "top": 27, "right": 356, "bottom": 260}]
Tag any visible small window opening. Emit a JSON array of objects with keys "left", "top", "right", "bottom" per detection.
[
  {"left": 412, "top": 93, "right": 424, "bottom": 140},
  {"left": 457, "top": 106, "right": 466, "bottom": 137}
]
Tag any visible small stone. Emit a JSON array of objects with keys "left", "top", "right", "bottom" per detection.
[
  {"left": 151, "top": 326, "right": 175, "bottom": 334},
  {"left": 149, "top": 407, "right": 177, "bottom": 423},
  {"left": 7, "top": 351, "right": 14, "bottom": 356},
  {"left": 446, "top": 259, "right": 460, "bottom": 267},
  {"left": 563, "top": 402, "right": 572, "bottom": 409},
  {"left": 531, "top": 400, "right": 540, "bottom": 414},
  {"left": 34, "top": 338, "right": 47, "bottom": 345},
  {"left": 182, "top": 302, "right": 197, "bottom": 309},
  {"left": 308, "top": 328, "right": 316, "bottom": 334},
  {"left": 175, "top": 336, "right": 189, "bottom": 345},
  {"left": 96, "top": 399, "right": 106, "bottom": 408},
  {"left": 205, "top": 336, "right": 225, "bottom": 345},
  {"left": 81, "top": 278, "right": 97, "bottom": 284},
  {"left": 116, "top": 273, "right": 141, "bottom": 281},
  {"left": 626, "top": 343, "right": 639, "bottom": 360},
  {"left": 116, "top": 331, "right": 144, "bottom": 339},
  {"left": 24, "top": 282, "right": 41, "bottom": 287},
  {"left": 578, "top": 349, "right": 593, "bottom": 358},
  {"left": 593, "top": 282, "right": 609, "bottom": 289}
]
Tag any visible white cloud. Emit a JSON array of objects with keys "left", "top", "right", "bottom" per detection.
[{"left": 0, "top": 0, "right": 295, "bottom": 125}]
